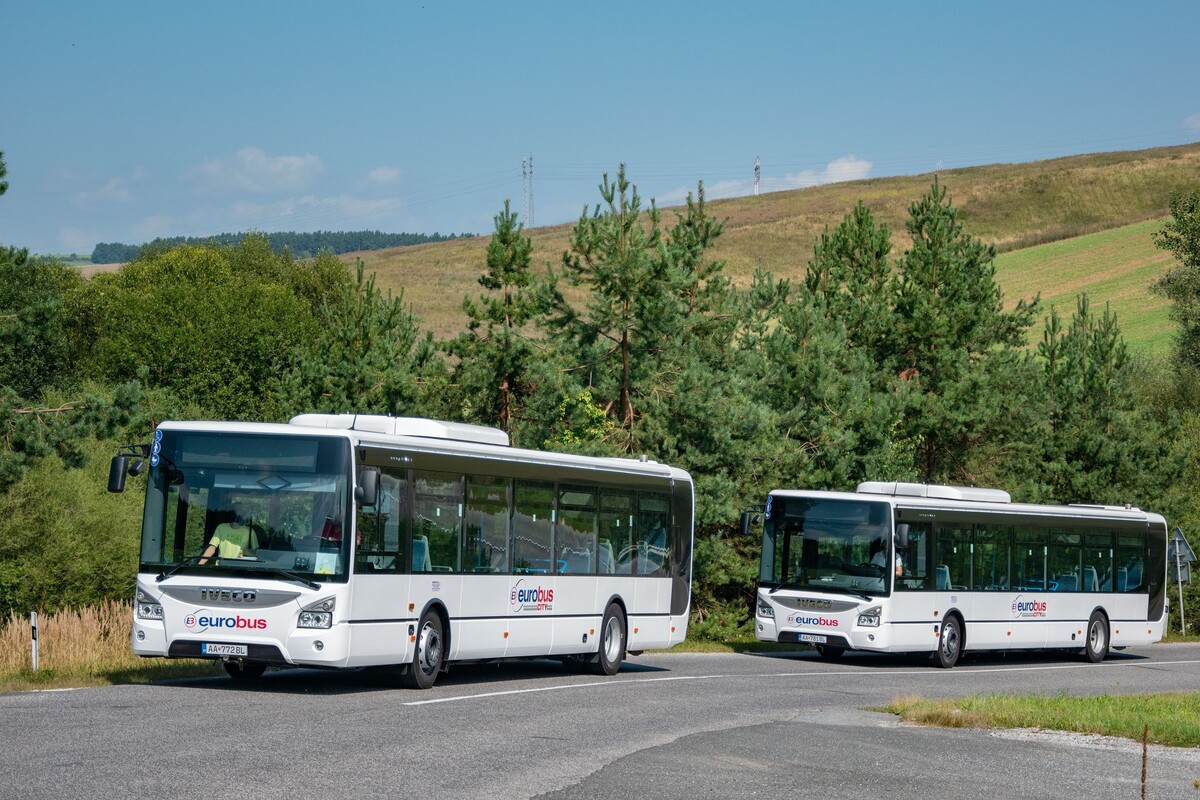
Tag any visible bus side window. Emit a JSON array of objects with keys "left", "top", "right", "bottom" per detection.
[
  {"left": 414, "top": 471, "right": 463, "bottom": 573},
  {"left": 895, "top": 522, "right": 931, "bottom": 591},
  {"left": 636, "top": 492, "right": 671, "bottom": 577}
]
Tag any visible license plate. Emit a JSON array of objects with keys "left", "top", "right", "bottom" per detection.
[
  {"left": 799, "top": 634, "right": 827, "bottom": 644},
  {"left": 202, "top": 643, "right": 248, "bottom": 657}
]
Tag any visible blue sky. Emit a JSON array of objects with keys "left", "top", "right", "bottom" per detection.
[{"left": 2, "top": 1, "right": 1199, "bottom": 255}]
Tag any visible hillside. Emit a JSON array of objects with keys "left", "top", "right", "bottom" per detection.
[
  {"left": 347, "top": 142, "right": 1200, "bottom": 347},
  {"left": 994, "top": 219, "right": 1175, "bottom": 357}
]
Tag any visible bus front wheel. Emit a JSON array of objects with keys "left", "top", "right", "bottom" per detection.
[
  {"left": 590, "top": 603, "right": 626, "bottom": 676},
  {"left": 402, "top": 609, "right": 445, "bottom": 689},
  {"left": 1083, "top": 611, "right": 1109, "bottom": 663},
  {"left": 933, "top": 616, "right": 962, "bottom": 669}
]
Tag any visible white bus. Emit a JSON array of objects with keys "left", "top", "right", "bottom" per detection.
[
  {"left": 752, "top": 482, "right": 1168, "bottom": 667},
  {"left": 110, "top": 414, "right": 694, "bottom": 688}
]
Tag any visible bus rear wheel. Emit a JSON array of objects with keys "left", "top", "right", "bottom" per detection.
[
  {"left": 1083, "top": 611, "right": 1109, "bottom": 663},
  {"left": 933, "top": 616, "right": 962, "bottom": 668},
  {"left": 401, "top": 610, "right": 445, "bottom": 689},
  {"left": 589, "top": 603, "right": 626, "bottom": 676}
]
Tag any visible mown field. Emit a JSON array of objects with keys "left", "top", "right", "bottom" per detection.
[{"left": 347, "top": 142, "right": 1200, "bottom": 349}]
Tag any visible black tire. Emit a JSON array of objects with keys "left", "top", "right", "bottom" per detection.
[
  {"left": 933, "top": 615, "right": 962, "bottom": 668},
  {"left": 223, "top": 661, "right": 266, "bottom": 680},
  {"left": 589, "top": 603, "right": 626, "bottom": 676},
  {"left": 401, "top": 609, "right": 445, "bottom": 689},
  {"left": 815, "top": 644, "right": 845, "bottom": 660},
  {"left": 1083, "top": 610, "right": 1109, "bottom": 663}
]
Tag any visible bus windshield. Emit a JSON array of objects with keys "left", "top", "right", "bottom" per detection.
[
  {"left": 140, "top": 430, "right": 353, "bottom": 583},
  {"left": 760, "top": 495, "right": 892, "bottom": 597}
]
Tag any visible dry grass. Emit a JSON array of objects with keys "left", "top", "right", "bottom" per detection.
[{"left": 0, "top": 602, "right": 218, "bottom": 691}]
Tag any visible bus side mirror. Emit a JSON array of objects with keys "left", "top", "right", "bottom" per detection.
[
  {"left": 108, "top": 456, "right": 128, "bottom": 493},
  {"left": 740, "top": 511, "right": 752, "bottom": 537},
  {"left": 355, "top": 467, "right": 380, "bottom": 507},
  {"left": 895, "top": 523, "right": 910, "bottom": 550}
]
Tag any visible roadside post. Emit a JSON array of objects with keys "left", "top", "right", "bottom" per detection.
[
  {"left": 30, "top": 611, "right": 38, "bottom": 672},
  {"left": 1168, "top": 528, "right": 1196, "bottom": 634}
]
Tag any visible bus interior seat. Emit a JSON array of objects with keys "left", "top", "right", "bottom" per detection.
[
  {"left": 935, "top": 565, "right": 951, "bottom": 590},
  {"left": 1054, "top": 575, "right": 1076, "bottom": 592},
  {"left": 598, "top": 539, "right": 615, "bottom": 574},
  {"left": 1116, "top": 566, "right": 1128, "bottom": 592},
  {"left": 1082, "top": 567, "right": 1099, "bottom": 592},
  {"left": 1125, "top": 561, "right": 1142, "bottom": 590},
  {"left": 412, "top": 535, "right": 432, "bottom": 573}
]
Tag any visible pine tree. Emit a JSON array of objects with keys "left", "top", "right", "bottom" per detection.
[{"left": 445, "top": 201, "right": 540, "bottom": 436}]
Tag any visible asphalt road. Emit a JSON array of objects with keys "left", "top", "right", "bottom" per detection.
[{"left": 2, "top": 644, "right": 1198, "bottom": 800}]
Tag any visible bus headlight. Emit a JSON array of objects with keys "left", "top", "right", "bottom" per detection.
[
  {"left": 136, "top": 589, "right": 163, "bottom": 621},
  {"left": 298, "top": 597, "right": 335, "bottom": 629},
  {"left": 857, "top": 606, "right": 881, "bottom": 628},
  {"left": 756, "top": 597, "right": 774, "bottom": 619}
]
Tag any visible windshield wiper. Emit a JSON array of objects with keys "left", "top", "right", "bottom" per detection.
[
  {"left": 769, "top": 573, "right": 808, "bottom": 594},
  {"left": 247, "top": 567, "right": 320, "bottom": 590},
  {"left": 156, "top": 553, "right": 206, "bottom": 582},
  {"left": 824, "top": 585, "right": 874, "bottom": 602}
]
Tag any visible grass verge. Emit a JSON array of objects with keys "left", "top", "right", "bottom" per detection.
[{"left": 882, "top": 692, "right": 1200, "bottom": 748}]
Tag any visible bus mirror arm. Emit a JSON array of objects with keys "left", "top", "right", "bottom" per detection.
[
  {"left": 894, "top": 523, "right": 910, "bottom": 550},
  {"left": 355, "top": 467, "right": 380, "bottom": 507}
]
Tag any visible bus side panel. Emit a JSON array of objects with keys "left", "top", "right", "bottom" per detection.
[
  {"left": 345, "top": 574, "right": 417, "bottom": 667},
  {"left": 886, "top": 593, "right": 938, "bottom": 653},
  {"left": 449, "top": 574, "right": 510, "bottom": 661},
  {"left": 628, "top": 577, "right": 672, "bottom": 650},
  {"left": 506, "top": 575, "right": 558, "bottom": 658},
  {"left": 1109, "top": 593, "right": 1162, "bottom": 647},
  {"left": 550, "top": 575, "right": 604, "bottom": 655}
]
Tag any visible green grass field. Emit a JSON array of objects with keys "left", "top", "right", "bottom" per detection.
[
  {"left": 884, "top": 692, "right": 1200, "bottom": 748},
  {"left": 994, "top": 218, "right": 1176, "bottom": 357}
]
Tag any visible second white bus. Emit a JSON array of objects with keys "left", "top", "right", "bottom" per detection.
[{"left": 753, "top": 482, "right": 1168, "bottom": 667}]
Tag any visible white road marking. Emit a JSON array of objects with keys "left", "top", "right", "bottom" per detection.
[{"left": 404, "top": 658, "right": 1200, "bottom": 706}]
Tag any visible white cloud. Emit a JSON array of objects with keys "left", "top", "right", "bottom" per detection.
[
  {"left": 58, "top": 227, "right": 93, "bottom": 251},
  {"left": 658, "top": 155, "right": 873, "bottom": 206},
  {"left": 222, "top": 193, "right": 403, "bottom": 230},
  {"left": 132, "top": 214, "right": 175, "bottom": 241},
  {"left": 190, "top": 146, "right": 323, "bottom": 194},
  {"left": 366, "top": 166, "right": 403, "bottom": 186},
  {"left": 1185, "top": 113, "right": 1200, "bottom": 132},
  {"left": 71, "top": 168, "right": 145, "bottom": 209}
]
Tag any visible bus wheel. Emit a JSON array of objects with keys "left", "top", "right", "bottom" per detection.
[
  {"left": 1084, "top": 611, "right": 1109, "bottom": 663},
  {"left": 933, "top": 616, "right": 962, "bottom": 669},
  {"left": 223, "top": 661, "right": 266, "bottom": 680},
  {"left": 402, "top": 610, "right": 445, "bottom": 689},
  {"left": 815, "top": 644, "right": 845, "bottom": 660},
  {"left": 590, "top": 603, "right": 626, "bottom": 676}
]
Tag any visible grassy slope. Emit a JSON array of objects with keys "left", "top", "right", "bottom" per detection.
[
  {"left": 995, "top": 219, "right": 1175, "bottom": 357},
  {"left": 347, "top": 142, "right": 1200, "bottom": 345}
]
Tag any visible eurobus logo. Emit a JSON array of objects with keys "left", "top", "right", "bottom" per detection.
[
  {"left": 787, "top": 613, "right": 840, "bottom": 627},
  {"left": 1011, "top": 596, "right": 1048, "bottom": 618},
  {"left": 509, "top": 579, "right": 554, "bottom": 612},
  {"left": 184, "top": 610, "right": 268, "bottom": 632}
]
